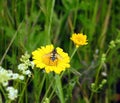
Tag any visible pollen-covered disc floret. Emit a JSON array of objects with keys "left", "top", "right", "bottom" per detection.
[
  {"left": 70, "top": 33, "right": 88, "bottom": 47},
  {"left": 32, "top": 45, "right": 70, "bottom": 74}
]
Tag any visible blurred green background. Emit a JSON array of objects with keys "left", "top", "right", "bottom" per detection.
[{"left": 0, "top": 0, "right": 120, "bottom": 103}]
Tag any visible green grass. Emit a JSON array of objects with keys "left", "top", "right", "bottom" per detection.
[{"left": 0, "top": 0, "right": 120, "bottom": 103}]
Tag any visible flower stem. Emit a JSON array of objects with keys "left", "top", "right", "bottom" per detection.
[
  {"left": 89, "top": 63, "right": 103, "bottom": 102},
  {"left": 0, "top": 86, "right": 6, "bottom": 100},
  {"left": 41, "top": 78, "right": 54, "bottom": 103},
  {"left": 18, "top": 78, "right": 29, "bottom": 103},
  {"left": 70, "top": 47, "right": 78, "bottom": 61},
  {"left": 55, "top": 74, "right": 65, "bottom": 103},
  {"left": 36, "top": 74, "right": 46, "bottom": 102},
  {"left": 48, "top": 72, "right": 65, "bottom": 101}
]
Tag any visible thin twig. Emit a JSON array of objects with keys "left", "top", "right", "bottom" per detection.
[{"left": 0, "top": 23, "right": 22, "bottom": 65}]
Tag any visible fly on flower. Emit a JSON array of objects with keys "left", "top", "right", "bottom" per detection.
[
  {"left": 50, "top": 49, "right": 58, "bottom": 61},
  {"left": 32, "top": 45, "right": 70, "bottom": 74},
  {"left": 50, "top": 49, "right": 63, "bottom": 61},
  {"left": 43, "top": 49, "right": 62, "bottom": 66}
]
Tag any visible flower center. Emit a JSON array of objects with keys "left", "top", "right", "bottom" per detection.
[
  {"left": 42, "top": 50, "right": 59, "bottom": 66},
  {"left": 76, "top": 37, "right": 82, "bottom": 42}
]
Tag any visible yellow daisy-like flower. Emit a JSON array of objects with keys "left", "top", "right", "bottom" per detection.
[
  {"left": 70, "top": 33, "right": 88, "bottom": 47},
  {"left": 32, "top": 45, "right": 70, "bottom": 74}
]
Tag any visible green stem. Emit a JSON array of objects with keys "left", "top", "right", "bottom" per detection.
[
  {"left": 55, "top": 75, "right": 65, "bottom": 103},
  {"left": 0, "top": 86, "right": 6, "bottom": 100},
  {"left": 45, "top": 0, "right": 55, "bottom": 44},
  {"left": 89, "top": 63, "right": 102, "bottom": 102},
  {"left": 77, "top": 81, "right": 89, "bottom": 103},
  {"left": 89, "top": 45, "right": 111, "bottom": 102},
  {"left": 47, "top": 0, "right": 55, "bottom": 39},
  {"left": 0, "top": 22, "right": 22, "bottom": 65},
  {"left": 70, "top": 47, "right": 78, "bottom": 61},
  {"left": 72, "top": 0, "right": 79, "bottom": 33},
  {"left": 18, "top": 78, "right": 29, "bottom": 103},
  {"left": 41, "top": 78, "right": 54, "bottom": 103},
  {"left": 48, "top": 72, "right": 65, "bottom": 101},
  {"left": 36, "top": 74, "right": 46, "bottom": 102},
  {"left": 106, "top": 48, "right": 110, "bottom": 55},
  {"left": 48, "top": 88, "right": 55, "bottom": 101}
]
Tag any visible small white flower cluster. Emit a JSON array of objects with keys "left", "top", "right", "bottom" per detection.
[
  {"left": 0, "top": 52, "right": 34, "bottom": 101},
  {"left": 6, "top": 86, "right": 18, "bottom": 100},
  {"left": 0, "top": 66, "right": 22, "bottom": 100},
  {"left": 18, "top": 52, "right": 34, "bottom": 77},
  {"left": 0, "top": 66, "right": 24, "bottom": 87}
]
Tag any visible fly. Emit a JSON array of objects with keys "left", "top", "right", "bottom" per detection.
[{"left": 50, "top": 49, "right": 57, "bottom": 61}]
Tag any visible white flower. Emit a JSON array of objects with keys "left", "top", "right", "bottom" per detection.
[
  {"left": 18, "top": 52, "right": 32, "bottom": 76},
  {"left": 6, "top": 86, "right": 18, "bottom": 100},
  {"left": 30, "top": 61, "right": 34, "bottom": 69},
  {"left": 19, "top": 75, "right": 24, "bottom": 80},
  {"left": 18, "top": 63, "right": 28, "bottom": 71},
  {"left": 0, "top": 66, "right": 10, "bottom": 84},
  {"left": 18, "top": 52, "right": 33, "bottom": 77},
  {"left": 11, "top": 73, "right": 19, "bottom": 79},
  {"left": 20, "top": 52, "right": 30, "bottom": 63},
  {"left": 23, "top": 70, "right": 32, "bottom": 77},
  {"left": 101, "top": 72, "right": 107, "bottom": 77},
  {"left": 0, "top": 66, "right": 24, "bottom": 87},
  {"left": 2, "top": 81, "right": 8, "bottom": 86},
  {"left": 7, "top": 70, "right": 13, "bottom": 76}
]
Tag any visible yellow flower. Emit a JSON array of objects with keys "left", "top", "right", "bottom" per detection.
[
  {"left": 70, "top": 33, "right": 88, "bottom": 47},
  {"left": 32, "top": 45, "right": 70, "bottom": 74}
]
